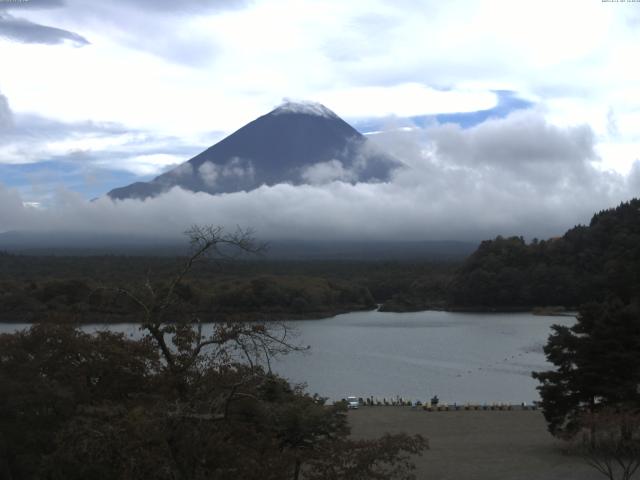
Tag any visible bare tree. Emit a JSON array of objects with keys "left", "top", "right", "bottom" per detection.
[
  {"left": 574, "top": 408, "right": 640, "bottom": 480},
  {"left": 117, "top": 225, "right": 304, "bottom": 401}
]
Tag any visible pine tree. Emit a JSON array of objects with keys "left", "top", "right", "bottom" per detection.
[{"left": 533, "top": 299, "right": 640, "bottom": 438}]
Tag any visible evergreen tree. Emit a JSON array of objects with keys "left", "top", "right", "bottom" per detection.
[{"left": 533, "top": 300, "right": 640, "bottom": 437}]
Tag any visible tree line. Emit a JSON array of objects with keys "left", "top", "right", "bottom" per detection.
[{"left": 0, "top": 254, "right": 457, "bottom": 322}]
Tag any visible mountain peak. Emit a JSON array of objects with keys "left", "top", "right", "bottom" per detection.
[
  {"left": 107, "top": 102, "right": 400, "bottom": 200},
  {"left": 271, "top": 100, "right": 338, "bottom": 119}
]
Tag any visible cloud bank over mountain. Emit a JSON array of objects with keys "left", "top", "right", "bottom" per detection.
[
  {"left": 1, "top": 109, "right": 638, "bottom": 244},
  {"left": 0, "top": 0, "right": 638, "bottom": 208},
  {"left": 1, "top": 0, "right": 639, "bottom": 244}
]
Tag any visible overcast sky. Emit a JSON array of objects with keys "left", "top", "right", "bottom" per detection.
[{"left": 0, "top": 0, "right": 639, "bottom": 242}]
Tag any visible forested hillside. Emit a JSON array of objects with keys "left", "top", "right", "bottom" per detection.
[{"left": 449, "top": 199, "right": 640, "bottom": 308}]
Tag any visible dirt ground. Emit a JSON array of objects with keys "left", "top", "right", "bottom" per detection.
[{"left": 348, "top": 407, "right": 604, "bottom": 480}]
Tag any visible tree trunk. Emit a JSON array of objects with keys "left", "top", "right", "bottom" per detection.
[
  {"left": 0, "top": 434, "right": 13, "bottom": 480},
  {"left": 293, "top": 458, "right": 301, "bottom": 480}
]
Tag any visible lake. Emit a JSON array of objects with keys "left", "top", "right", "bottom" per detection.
[{"left": 0, "top": 310, "right": 574, "bottom": 404}]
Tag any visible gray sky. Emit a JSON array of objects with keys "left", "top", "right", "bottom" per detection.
[{"left": 0, "top": 0, "right": 639, "bottom": 242}]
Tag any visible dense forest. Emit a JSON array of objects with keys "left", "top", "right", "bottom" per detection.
[
  {"left": 0, "top": 254, "right": 457, "bottom": 322},
  {"left": 449, "top": 199, "right": 640, "bottom": 309}
]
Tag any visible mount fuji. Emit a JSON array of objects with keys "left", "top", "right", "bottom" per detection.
[{"left": 107, "top": 101, "right": 401, "bottom": 200}]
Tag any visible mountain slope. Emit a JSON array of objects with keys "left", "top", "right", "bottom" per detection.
[{"left": 108, "top": 101, "right": 400, "bottom": 200}]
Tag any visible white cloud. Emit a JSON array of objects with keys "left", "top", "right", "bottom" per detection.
[
  {"left": 1, "top": 0, "right": 636, "bottom": 140},
  {"left": 220, "top": 157, "right": 254, "bottom": 179},
  {"left": 301, "top": 159, "right": 353, "bottom": 185},
  {"left": 168, "top": 162, "right": 194, "bottom": 178},
  {"left": 0, "top": 0, "right": 638, "bottom": 200},
  {"left": 595, "top": 142, "right": 640, "bottom": 176},
  {"left": 0, "top": 91, "right": 12, "bottom": 129},
  {"left": 316, "top": 84, "right": 497, "bottom": 118},
  {"left": 198, "top": 161, "right": 218, "bottom": 187},
  {"left": 1, "top": 110, "right": 638, "bottom": 243},
  {"left": 103, "top": 153, "right": 184, "bottom": 176},
  {"left": 197, "top": 158, "right": 255, "bottom": 188},
  {"left": 0, "top": 131, "right": 151, "bottom": 166}
]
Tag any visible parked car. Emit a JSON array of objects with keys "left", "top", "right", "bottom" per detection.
[{"left": 346, "top": 396, "right": 359, "bottom": 409}]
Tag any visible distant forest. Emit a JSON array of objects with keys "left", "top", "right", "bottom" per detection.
[
  {"left": 1, "top": 198, "right": 638, "bottom": 322},
  {"left": 0, "top": 255, "right": 456, "bottom": 322},
  {"left": 449, "top": 198, "right": 640, "bottom": 309}
]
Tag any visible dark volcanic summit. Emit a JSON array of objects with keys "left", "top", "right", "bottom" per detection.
[{"left": 107, "top": 101, "right": 400, "bottom": 200}]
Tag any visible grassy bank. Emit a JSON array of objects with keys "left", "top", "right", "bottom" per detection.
[{"left": 348, "top": 407, "right": 601, "bottom": 480}]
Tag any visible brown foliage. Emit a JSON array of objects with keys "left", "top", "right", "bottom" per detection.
[{"left": 0, "top": 226, "right": 427, "bottom": 480}]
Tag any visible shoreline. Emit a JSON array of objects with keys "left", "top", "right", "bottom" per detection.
[{"left": 0, "top": 304, "right": 577, "bottom": 324}]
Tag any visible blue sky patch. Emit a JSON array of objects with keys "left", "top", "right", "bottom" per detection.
[
  {"left": 353, "top": 91, "right": 535, "bottom": 133},
  {"left": 0, "top": 161, "right": 154, "bottom": 203}
]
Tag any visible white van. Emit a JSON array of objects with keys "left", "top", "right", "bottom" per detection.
[{"left": 346, "top": 396, "right": 359, "bottom": 409}]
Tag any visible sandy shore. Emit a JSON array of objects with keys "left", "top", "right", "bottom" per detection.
[{"left": 348, "top": 407, "right": 602, "bottom": 480}]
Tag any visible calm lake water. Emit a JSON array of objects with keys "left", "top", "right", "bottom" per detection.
[{"left": 0, "top": 310, "right": 575, "bottom": 404}]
